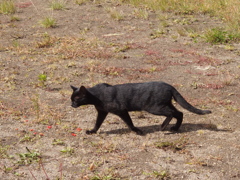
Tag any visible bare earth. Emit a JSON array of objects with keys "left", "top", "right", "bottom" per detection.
[{"left": 0, "top": 1, "right": 240, "bottom": 179}]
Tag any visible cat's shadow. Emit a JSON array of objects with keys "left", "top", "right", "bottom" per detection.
[{"left": 101, "top": 123, "right": 231, "bottom": 135}]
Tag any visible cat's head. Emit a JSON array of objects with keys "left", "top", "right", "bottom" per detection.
[{"left": 70, "top": 85, "right": 88, "bottom": 108}]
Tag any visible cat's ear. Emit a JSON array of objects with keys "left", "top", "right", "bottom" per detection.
[
  {"left": 70, "top": 85, "right": 78, "bottom": 92},
  {"left": 79, "top": 86, "right": 87, "bottom": 95}
]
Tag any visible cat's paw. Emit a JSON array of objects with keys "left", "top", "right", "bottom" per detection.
[
  {"left": 133, "top": 128, "right": 144, "bottom": 135},
  {"left": 86, "top": 130, "right": 97, "bottom": 134}
]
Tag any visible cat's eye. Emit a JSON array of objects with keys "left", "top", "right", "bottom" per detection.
[{"left": 74, "top": 97, "right": 80, "bottom": 101}]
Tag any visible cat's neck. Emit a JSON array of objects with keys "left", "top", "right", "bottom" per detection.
[{"left": 86, "top": 90, "right": 102, "bottom": 106}]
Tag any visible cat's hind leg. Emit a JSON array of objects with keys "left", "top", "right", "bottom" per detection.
[
  {"left": 170, "top": 111, "right": 183, "bottom": 131},
  {"left": 147, "top": 104, "right": 181, "bottom": 131},
  {"left": 162, "top": 104, "right": 183, "bottom": 131},
  {"left": 86, "top": 110, "right": 108, "bottom": 134},
  {"left": 116, "top": 111, "right": 143, "bottom": 135},
  {"left": 160, "top": 116, "right": 173, "bottom": 131}
]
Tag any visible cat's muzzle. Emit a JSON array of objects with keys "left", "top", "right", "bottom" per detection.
[{"left": 71, "top": 103, "right": 78, "bottom": 108}]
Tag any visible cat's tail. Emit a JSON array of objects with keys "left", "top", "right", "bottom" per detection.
[{"left": 172, "top": 88, "right": 212, "bottom": 115}]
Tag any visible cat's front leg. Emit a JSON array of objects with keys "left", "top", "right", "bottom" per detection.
[
  {"left": 86, "top": 110, "right": 108, "bottom": 135},
  {"left": 86, "top": 129, "right": 97, "bottom": 134},
  {"left": 117, "top": 111, "right": 144, "bottom": 135}
]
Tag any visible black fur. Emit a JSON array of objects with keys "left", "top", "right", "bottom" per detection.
[{"left": 70, "top": 82, "right": 211, "bottom": 135}]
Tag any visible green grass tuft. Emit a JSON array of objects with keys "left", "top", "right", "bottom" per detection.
[
  {"left": 40, "top": 17, "right": 57, "bottom": 28},
  {"left": 205, "top": 28, "right": 240, "bottom": 44},
  {"left": 50, "top": 0, "right": 66, "bottom": 10},
  {"left": 0, "top": 0, "right": 16, "bottom": 14}
]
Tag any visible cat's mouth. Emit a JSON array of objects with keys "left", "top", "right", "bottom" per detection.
[{"left": 71, "top": 104, "right": 78, "bottom": 108}]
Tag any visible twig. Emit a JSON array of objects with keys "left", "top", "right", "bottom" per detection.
[
  {"left": 59, "top": 161, "right": 63, "bottom": 180},
  {"left": 39, "top": 159, "right": 50, "bottom": 180},
  {"left": 28, "top": 166, "right": 37, "bottom": 180}
]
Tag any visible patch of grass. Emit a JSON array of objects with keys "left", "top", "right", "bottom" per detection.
[
  {"left": 0, "top": 144, "right": 10, "bottom": 158},
  {"left": 0, "top": 0, "right": 16, "bottom": 14},
  {"left": 30, "top": 94, "right": 40, "bottom": 120},
  {"left": 75, "top": 0, "right": 88, "bottom": 5},
  {"left": 17, "top": 148, "right": 41, "bottom": 165},
  {"left": 186, "top": 158, "right": 208, "bottom": 166},
  {"left": 52, "top": 139, "right": 65, "bottom": 145},
  {"left": 154, "top": 136, "right": 188, "bottom": 152},
  {"left": 150, "top": 28, "right": 165, "bottom": 39},
  {"left": 143, "top": 170, "right": 171, "bottom": 179},
  {"left": 20, "top": 134, "right": 35, "bottom": 143},
  {"left": 36, "top": 33, "right": 55, "bottom": 48},
  {"left": 10, "top": 16, "right": 20, "bottom": 22},
  {"left": 50, "top": 0, "right": 66, "bottom": 10},
  {"left": 38, "top": 73, "right": 47, "bottom": 87},
  {"left": 60, "top": 147, "right": 74, "bottom": 155},
  {"left": 40, "top": 17, "right": 57, "bottom": 28},
  {"left": 106, "top": 7, "right": 124, "bottom": 21},
  {"left": 133, "top": 8, "right": 149, "bottom": 19},
  {"left": 152, "top": 170, "right": 170, "bottom": 179},
  {"left": 121, "top": 0, "right": 240, "bottom": 35},
  {"left": 205, "top": 28, "right": 228, "bottom": 44}
]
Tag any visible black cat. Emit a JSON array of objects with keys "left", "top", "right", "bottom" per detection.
[{"left": 70, "top": 81, "right": 211, "bottom": 135}]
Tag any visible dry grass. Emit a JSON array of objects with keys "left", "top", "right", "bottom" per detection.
[
  {"left": 119, "top": 0, "right": 240, "bottom": 32},
  {"left": 0, "top": 0, "right": 16, "bottom": 14}
]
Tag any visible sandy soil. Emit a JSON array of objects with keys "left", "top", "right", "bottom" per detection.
[{"left": 0, "top": 1, "right": 240, "bottom": 179}]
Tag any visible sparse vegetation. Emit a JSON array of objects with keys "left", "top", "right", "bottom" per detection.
[
  {"left": 50, "top": 0, "right": 66, "bottom": 10},
  {"left": 0, "top": 0, "right": 16, "bottom": 14},
  {"left": 60, "top": 147, "right": 74, "bottom": 155},
  {"left": 133, "top": 8, "right": 149, "bottom": 19},
  {"left": 205, "top": 28, "right": 240, "bottom": 44},
  {"left": 75, "top": 0, "right": 88, "bottom": 5},
  {"left": 0, "top": 144, "right": 10, "bottom": 158},
  {"left": 17, "top": 148, "right": 41, "bottom": 165},
  {"left": 154, "top": 136, "right": 189, "bottom": 152},
  {"left": 0, "top": 0, "right": 239, "bottom": 179},
  {"left": 120, "top": 0, "right": 240, "bottom": 33},
  {"left": 40, "top": 17, "right": 57, "bottom": 28},
  {"left": 106, "top": 7, "right": 124, "bottom": 21}
]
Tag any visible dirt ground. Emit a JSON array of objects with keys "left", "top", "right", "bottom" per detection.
[{"left": 0, "top": 0, "right": 240, "bottom": 179}]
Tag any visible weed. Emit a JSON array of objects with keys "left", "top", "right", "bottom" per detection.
[
  {"left": 143, "top": 170, "right": 171, "bottom": 179},
  {"left": 205, "top": 28, "right": 228, "bottom": 44},
  {"left": 38, "top": 74, "right": 47, "bottom": 87},
  {"left": 154, "top": 136, "right": 188, "bottom": 152},
  {"left": 187, "top": 158, "right": 208, "bottom": 166},
  {"left": 12, "top": 40, "right": 20, "bottom": 48},
  {"left": 60, "top": 147, "right": 74, "bottom": 155},
  {"left": 114, "top": 45, "right": 130, "bottom": 53},
  {"left": 152, "top": 170, "right": 170, "bottom": 179},
  {"left": 75, "top": 0, "right": 88, "bottom": 5},
  {"left": 17, "top": 147, "right": 41, "bottom": 165},
  {"left": 133, "top": 8, "right": 149, "bottom": 19},
  {"left": 205, "top": 28, "right": 240, "bottom": 44},
  {"left": 52, "top": 139, "right": 65, "bottom": 145},
  {"left": 106, "top": 7, "right": 124, "bottom": 21},
  {"left": 3, "top": 166, "right": 13, "bottom": 173},
  {"left": 36, "top": 33, "right": 55, "bottom": 48},
  {"left": 150, "top": 28, "right": 165, "bottom": 39},
  {"left": 50, "top": 0, "right": 66, "bottom": 10},
  {"left": 0, "top": 144, "right": 10, "bottom": 158},
  {"left": 20, "top": 134, "right": 34, "bottom": 142},
  {"left": 40, "top": 17, "right": 57, "bottom": 28},
  {"left": 0, "top": 0, "right": 16, "bottom": 14},
  {"left": 30, "top": 94, "right": 40, "bottom": 120},
  {"left": 10, "top": 16, "right": 20, "bottom": 22}
]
